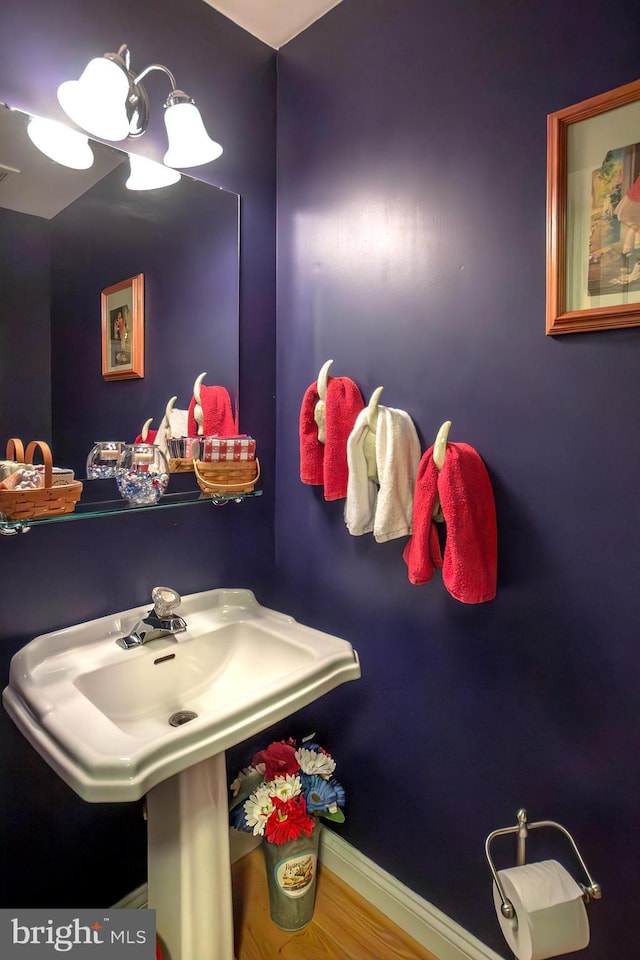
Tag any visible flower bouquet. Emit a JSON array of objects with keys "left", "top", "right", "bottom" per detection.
[{"left": 229, "top": 736, "right": 345, "bottom": 930}]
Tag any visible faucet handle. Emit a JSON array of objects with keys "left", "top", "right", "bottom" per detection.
[{"left": 151, "top": 586, "right": 182, "bottom": 619}]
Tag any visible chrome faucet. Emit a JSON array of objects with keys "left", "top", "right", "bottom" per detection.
[{"left": 117, "top": 586, "right": 187, "bottom": 649}]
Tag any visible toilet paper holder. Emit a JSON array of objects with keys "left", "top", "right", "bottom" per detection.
[{"left": 485, "top": 808, "right": 602, "bottom": 920}]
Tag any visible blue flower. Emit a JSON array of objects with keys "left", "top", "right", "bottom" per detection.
[
  {"left": 230, "top": 802, "right": 250, "bottom": 832},
  {"left": 301, "top": 774, "right": 345, "bottom": 814}
]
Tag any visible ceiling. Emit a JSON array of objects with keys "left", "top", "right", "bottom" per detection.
[
  {"left": 0, "top": 106, "right": 125, "bottom": 218},
  {"left": 202, "top": 0, "right": 343, "bottom": 49}
]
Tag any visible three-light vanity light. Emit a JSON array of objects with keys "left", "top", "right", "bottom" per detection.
[{"left": 28, "top": 43, "right": 223, "bottom": 190}]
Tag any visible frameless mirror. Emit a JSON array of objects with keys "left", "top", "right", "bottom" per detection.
[{"left": 0, "top": 104, "right": 239, "bottom": 479}]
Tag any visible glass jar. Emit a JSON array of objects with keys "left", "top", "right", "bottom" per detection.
[
  {"left": 86, "top": 441, "right": 126, "bottom": 479},
  {"left": 115, "top": 444, "right": 170, "bottom": 506}
]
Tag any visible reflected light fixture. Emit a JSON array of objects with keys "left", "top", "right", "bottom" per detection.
[
  {"left": 27, "top": 116, "right": 94, "bottom": 169},
  {"left": 125, "top": 154, "right": 181, "bottom": 191},
  {"left": 57, "top": 44, "right": 223, "bottom": 167}
]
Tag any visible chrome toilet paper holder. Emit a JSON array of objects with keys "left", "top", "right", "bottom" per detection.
[{"left": 485, "top": 808, "right": 602, "bottom": 920}]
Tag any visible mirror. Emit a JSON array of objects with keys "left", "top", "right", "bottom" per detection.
[{"left": 0, "top": 104, "right": 239, "bottom": 479}]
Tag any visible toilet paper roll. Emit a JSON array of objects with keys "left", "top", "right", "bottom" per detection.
[{"left": 493, "top": 859, "right": 589, "bottom": 960}]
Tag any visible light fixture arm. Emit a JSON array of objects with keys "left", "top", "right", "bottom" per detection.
[
  {"left": 115, "top": 44, "right": 131, "bottom": 69},
  {"left": 130, "top": 61, "right": 195, "bottom": 117},
  {"left": 133, "top": 62, "right": 179, "bottom": 93}
]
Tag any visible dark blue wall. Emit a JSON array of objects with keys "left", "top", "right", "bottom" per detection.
[
  {"left": 275, "top": 1, "right": 640, "bottom": 956},
  {"left": 0, "top": 208, "right": 51, "bottom": 441},
  {"left": 0, "top": 0, "right": 276, "bottom": 909}
]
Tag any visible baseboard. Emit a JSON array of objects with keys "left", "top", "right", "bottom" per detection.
[
  {"left": 318, "top": 830, "right": 505, "bottom": 960},
  {"left": 113, "top": 829, "right": 505, "bottom": 960},
  {"left": 112, "top": 884, "right": 148, "bottom": 910}
]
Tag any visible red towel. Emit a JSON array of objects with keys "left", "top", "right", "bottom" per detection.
[
  {"left": 403, "top": 442, "right": 497, "bottom": 603},
  {"left": 299, "top": 376, "right": 364, "bottom": 501},
  {"left": 187, "top": 385, "right": 236, "bottom": 436},
  {"left": 134, "top": 430, "right": 157, "bottom": 444}
]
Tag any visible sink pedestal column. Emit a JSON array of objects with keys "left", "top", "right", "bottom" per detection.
[{"left": 146, "top": 752, "right": 234, "bottom": 960}]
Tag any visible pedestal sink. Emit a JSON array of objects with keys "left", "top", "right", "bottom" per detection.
[{"left": 2, "top": 588, "right": 361, "bottom": 960}]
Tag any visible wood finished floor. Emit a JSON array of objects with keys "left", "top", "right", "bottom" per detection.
[{"left": 231, "top": 847, "right": 439, "bottom": 960}]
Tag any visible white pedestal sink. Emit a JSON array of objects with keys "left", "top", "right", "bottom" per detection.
[{"left": 3, "top": 588, "right": 361, "bottom": 960}]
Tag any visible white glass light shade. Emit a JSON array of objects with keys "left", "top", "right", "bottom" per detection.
[
  {"left": 27, "top": 117, "right": 94, "bottom": 170},
  {"left": 125, "top": 154, "right": 181, "bottom": 190},
  {"left": 163, "top": 102, "right": 223, "bottom": 168},
  {"left": 57, "top": 57, "right": 131, "bottom": 141}
]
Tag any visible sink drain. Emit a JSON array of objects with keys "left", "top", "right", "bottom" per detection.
[{"left": 168, "top": 710, "right": 198, "bottom": 727}]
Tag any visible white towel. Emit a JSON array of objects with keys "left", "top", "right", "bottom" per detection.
[
  {"left": 156, "top": 408, "right": 189, "bottom": 456},
  {"left": 345, "top": 405, "right": 421, "bottom": 543}
]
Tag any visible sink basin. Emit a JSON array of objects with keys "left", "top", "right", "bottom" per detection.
[
  {"left": 2, "top": 588, "right": 361, "bottom": 802},
  {"left": 4, "top": 587, "right": 361, "bottom": 959}
]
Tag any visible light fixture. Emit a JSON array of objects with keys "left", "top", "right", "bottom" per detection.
[
  {"left": 125, "top": 154, "right": 181, "bottom": 191},
  {"left": 57, "top": 44, "right": 223, "bottom": 167},
  {"left": 163, "top": 93, "right": 223, "bottom": 168},
  {"left": 57, "top": 52, "right": 140, "bottom": 141},
  {"left": 27, "top": 116, "right": 94, "bottom": 170}
]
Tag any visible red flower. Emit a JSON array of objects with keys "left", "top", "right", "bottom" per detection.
[
  {"left": 265, "top": 796, "right": 316, "bottom": 844},
  {"left": 252, "top": 739, "right": 299, "bottom": 781}
]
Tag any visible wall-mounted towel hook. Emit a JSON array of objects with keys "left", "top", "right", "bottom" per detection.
[
  {"left": 317, "top": 359, "right": 334, "bottom": 400},
  {"left": 366, "top": 386, "right": 384, "bottom": 430},
  {"left": 433, "top": 420, "right": 452, "bottom": 471},
  {"left": 139, "top": 418, "right": 153, "bottom": 442},
  {"left": 193, "top": 372, "right": 206, "bottom": 405},
  {"left": 192, "top": 372, "right": 206, "bottom": 436},
  {"left": 364, "top": 387, "right": 384, "bottom": 483},
  {"left": 314, "top": 359, "right": 334, "bottom": 444},
  {"left": 432, "top": 420, "right": 452, "bottom": 521},
  {"left": 159, "top": 396, "right": 178, "bottom": 438}
]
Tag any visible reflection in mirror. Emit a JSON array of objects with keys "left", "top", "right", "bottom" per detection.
[{"left": 0, "top": 104, "right": 239, "bottom": 479}]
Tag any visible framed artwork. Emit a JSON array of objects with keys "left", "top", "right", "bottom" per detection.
[
  {"left": 101, "top": 273, "right": 145, "bottom": 379},
  {"left": 547, "top": 78, "right": 640, "bottom": 334}
]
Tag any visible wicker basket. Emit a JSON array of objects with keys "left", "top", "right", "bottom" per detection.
[
  {"left": 168, "top": 456, "right": 196, "bottom": 473},
  {"left": 0, "top": 439, "right": 83, "bottom": 521},
  {"left": 166, "top": 437, "right": 200, "bottom": 473},
  {"left": 193, "top": 458, "right": 260, "bottom": 495}
]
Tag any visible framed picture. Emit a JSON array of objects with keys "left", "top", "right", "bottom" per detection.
[
  {"left": 101, "top": 274, "right": 145, "bottom": 379},
  {"left": 547, "top": 78, "right": 640, "bottom": 334}
]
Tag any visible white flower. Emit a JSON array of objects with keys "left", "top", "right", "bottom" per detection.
[
  {"left": 269, "top": 774, "right": 302, "bottom": 802},
  {"left": 295, "top": 747, "right": 336, "bottom": 779},
  {"left": 244, "top": 783, "right": 274, "bottom": 836}
]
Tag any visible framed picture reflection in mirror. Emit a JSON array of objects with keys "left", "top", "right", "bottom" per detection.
[{"left": 101, "top": 273, "right": 144, "bottom": 379}]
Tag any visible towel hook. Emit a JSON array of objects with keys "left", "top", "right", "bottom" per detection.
[
  {"left": 363, "top": 386, "right": 384, "bottom": 483},
  {"left": 432, "top": 420, "right": 452, "bottom": 521},
  {"left": 433, "top": 420, "right": 452, "bottom": 471},
  {"left": 314, "top": 359, "right": 334, "bottom": 444},
  {"left": 193, "top": 372, "right": 207, "bottom": 436},
  {"left": 139, "top": 417, "right": 153, "bottom": 442},
  {"left": 159, "top": 396, "right": 178, "bottom": 439},
  {"left": 366, "top": 386, "right": 384, "bottom": 430},
  {"left": 485, "top": 809, "right": 602, "bottom": 921},
  {"left": 317, "top": 359, "right": 333, "bottom": 400}
]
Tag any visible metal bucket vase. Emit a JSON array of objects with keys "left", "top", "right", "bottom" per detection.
[{"left": 262, "top": 822, "right": 321, "bottom": 930}]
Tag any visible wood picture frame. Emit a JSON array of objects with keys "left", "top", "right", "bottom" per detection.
[
  {"left": 101, "top": 273, "right": 145, "bottom": 379},
  {"left": 547, "top": 78, "right": 640, "bottom": 334}
]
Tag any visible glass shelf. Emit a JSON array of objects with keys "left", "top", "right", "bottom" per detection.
[{"left": 0, "top": 487, "right": 262, "bottom": 535}]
